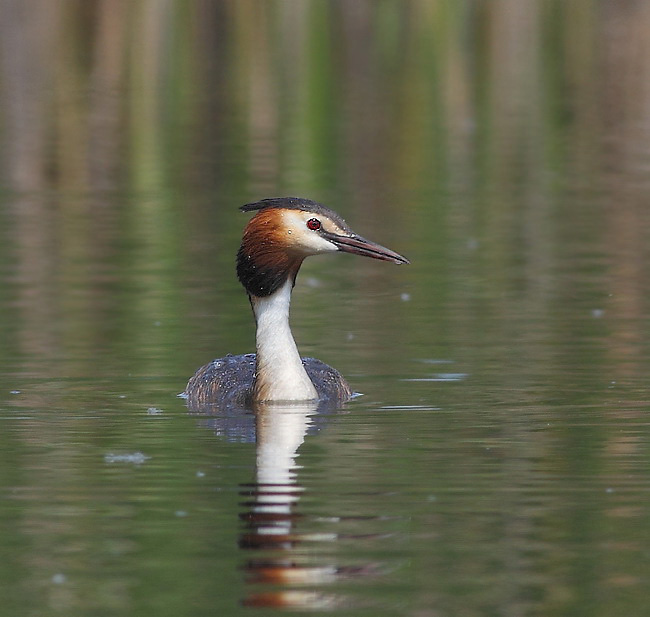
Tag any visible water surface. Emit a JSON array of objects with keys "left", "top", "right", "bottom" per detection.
[{"left": 1, "top": 2, "right": 650, "bottom": 615}]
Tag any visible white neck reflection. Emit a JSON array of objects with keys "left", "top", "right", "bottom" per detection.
[{"left": 253, "top": 401, "right": 317, "bottom": 532}]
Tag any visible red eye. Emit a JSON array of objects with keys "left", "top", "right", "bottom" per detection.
[{"left": 307, "top": 218, "right": 321, "bottom": 231}]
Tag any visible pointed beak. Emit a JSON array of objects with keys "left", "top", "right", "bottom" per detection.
[{"left": 323, "top": 232, "right": 410, "bottom": 265}]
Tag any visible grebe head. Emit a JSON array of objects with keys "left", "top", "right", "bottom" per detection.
[{"left": 236, "top": 197, "right": 409, "bottom": 297}]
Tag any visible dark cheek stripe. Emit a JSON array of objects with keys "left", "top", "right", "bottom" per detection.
[{"left": 236, "top": 248, "right": 288, "bottom": 297}]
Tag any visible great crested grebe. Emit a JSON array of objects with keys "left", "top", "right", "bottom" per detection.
[{"left": 184, "top": 197, "right": 409, "bottom": 407}]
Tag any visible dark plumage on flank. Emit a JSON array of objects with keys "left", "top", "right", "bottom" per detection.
[{"left": 185, "top": 353, "right": 352, "bottom": 409}]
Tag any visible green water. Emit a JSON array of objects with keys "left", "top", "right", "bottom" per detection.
[{"left": 1, "top": 2, "right": 650, "bottom": 615}]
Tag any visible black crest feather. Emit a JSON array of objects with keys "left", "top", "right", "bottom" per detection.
[{"left": 240, "top": 197, "right": 350, "bottom": 231}]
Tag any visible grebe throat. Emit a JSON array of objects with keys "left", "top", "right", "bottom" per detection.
[{"left": 251, "top": 279, "right": 318, "bottom": 402}]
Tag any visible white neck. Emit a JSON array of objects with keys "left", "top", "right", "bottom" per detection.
[{"left": 251, "top": 279, "right": 318, "bottom": 402}]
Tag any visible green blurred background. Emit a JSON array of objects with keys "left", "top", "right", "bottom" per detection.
[{"left": 1, "top": 0, "right": 648, "bottom": 384}]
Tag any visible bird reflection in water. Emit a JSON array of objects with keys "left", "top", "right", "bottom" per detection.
[
  {"left": 190, "top": 398, "right": 383, "bottom": 611},
  {"left": 240, "top": 400, "right": 342, "bottom": 609}
]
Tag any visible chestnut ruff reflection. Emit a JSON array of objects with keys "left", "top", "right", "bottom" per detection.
[{"left": 190, "top": 398, "right": 383, "bottom": 610}]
